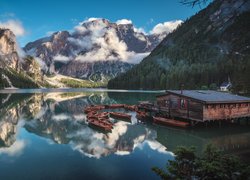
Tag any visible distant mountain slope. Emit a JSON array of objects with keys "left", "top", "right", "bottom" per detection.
[
  {"left": 108, "top": 0, "right": 250, "bottom": 93},
  {"left": 24, "top": 19, "right": 175, "bottom": 81}
]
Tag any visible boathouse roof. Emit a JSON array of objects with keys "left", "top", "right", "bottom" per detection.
[{"left": 161, "top": 90, "right": 250, "bottom": 104}]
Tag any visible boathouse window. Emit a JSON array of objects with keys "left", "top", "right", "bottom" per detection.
[
  {"left": 164, "top": 100, "right": 169, "bottom": 107},
  {"left": 180, "top": 99, "right": 186, "bottom": 109}
]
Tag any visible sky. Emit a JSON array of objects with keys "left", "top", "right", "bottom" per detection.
[{"left": 0, "top": 0, "right": 206, "bottom": 47}]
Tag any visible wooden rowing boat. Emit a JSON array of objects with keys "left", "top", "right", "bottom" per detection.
[
  {"left": 153, "top": 116, "right": 189, "bottom": 128},
  {"left": 124, "top": 105, "right": 137, "bottom": 111},
  {"left": 105, "top": 104, "right": 125, "bottom": 109},
  {"left": 87, "top": 112, "right": 110, "bottom": 121},
  {"left": 110, "top": 112, "right": 131, "bottom": 120},
  {"left": 136, "top": 111, "right": 148, "bottom": 120},
  {"left": 88, "top": 119, "right": 113, "bottom": 131},
  {"left": 84, "top": 108, "right": 93, "bottom": 114},
  {"left": 98, "top": 118, "right": 113, "bottom": 126},
  {"left": 97, "top": 112, "right": 110, "bottom": 119},
  {"left": 84, "top": 105, "right": 105, "bottom": 114}
]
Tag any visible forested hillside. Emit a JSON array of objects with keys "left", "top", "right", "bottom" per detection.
[{"left": 108, "top": 0, "right": 250, "bottom": 93}]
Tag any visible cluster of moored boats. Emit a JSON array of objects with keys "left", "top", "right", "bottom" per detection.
[
  {"left": 84, "top": 104, "right": 190, "bottom": 132},
  {"left": 84, "top": 104, "right": 136, "bottom": 131}
]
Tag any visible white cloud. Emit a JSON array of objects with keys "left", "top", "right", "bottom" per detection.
[
  {"left": 68, "top": 36, "right": 92, "bottom": 50},
  {"left": 115, "top": 150, "right": 130, "bottom": 156},
  {"left": 146, "top": 140, "right": 170, "bottom": 154},
  {"left": 74, "top": 18, "right": 108, "bottom": 35},
  {"left": 17, "top": 44, "right": 26, "bottom": 58},
  {"left": 0, "top": 140, "right": 27, "bottom": 157},
  {"left": 106, "top": 121, "right": 128, "bottom": 148},
  {"left": 86, "top": 17, "right": 101, "bottom": 22},
  {"left": 0, "top": 19, "right": 25, "bottom": 37},
  {"left": 34, "top": 57, "right": 48, "bottom": 71},
  {"left": 125, "top": 52, "right": 150, "bottom": 64},
  {"left": 116, "top": 19, "right": 132, "bottom": 25},
  {"left": 116, "top": 19, "right": 146, "bottom": 34},
  {"left": 150, "top": 20, "right": 183, "bottom": 35},
  {"left": 72, "top": 24, "right": 134, "bottom": 62},
  {"left": 133, "top": 27, "right": 146, "bottom": 34},
  {"left": 52, "top": 114, "right": 71, "bottom": 121},
  {"left": 53, "top": 54, "right": 71, "bottom": 63}
]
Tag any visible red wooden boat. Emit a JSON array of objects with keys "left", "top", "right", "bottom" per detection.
[
  {"left": 136, "top": 111, "right": 147, "bottom": 120},
  {"left": 86, "top": 111, "right": 99, "bottom": 120},
  {"left": 97, "top": 112, "right": 110, "bottom": 119},
  {"left": 88, "top": 119, "right": 113, "bottom": 131},
  {"left": 105, "top": 104, "right": 125, "bottom": 109},
  {"left": 153, "top": 116, "right": 189, "bottom": 128},
  {"left": 124, "top": 105, "right": 137, "bottom": 111},
  {"left": 98, "top": 118, "right": 113, "bottom": 126},
  {"left": 84, "top": 105, "right": 105, "bottom": 114},
  {"left": 87, "top": 112, "right": 110, "bottom": 121},
  {"left": 87, "top": 111, "right": 98, "bottom": 116},
  {"left": 84, "top": 108, "right": 93, "bottom": 114},
  {"left": 110, "top": 112, "right": 131, "bottom": 120}
]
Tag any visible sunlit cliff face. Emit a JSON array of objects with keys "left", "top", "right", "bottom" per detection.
[
  {"left": 0, "top": 29, "right": 19, "bottom": 69},
  {"left": 0, "top": 106, "right": 19, "bottom": 147}
]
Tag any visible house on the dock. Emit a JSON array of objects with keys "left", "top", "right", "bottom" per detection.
[{"left": 156, "top": 90, "right": 250, "bottom": 122}]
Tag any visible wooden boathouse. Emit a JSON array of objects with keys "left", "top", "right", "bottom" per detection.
[{"left": 155, "top": 90, "right": 250, "bottom": 122}]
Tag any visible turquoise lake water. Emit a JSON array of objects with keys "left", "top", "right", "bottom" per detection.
[{"left": 0, "top": 89, "right": 249, "bottom": 179}]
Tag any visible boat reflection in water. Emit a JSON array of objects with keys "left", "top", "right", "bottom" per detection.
[{"left": 0, "top": 91, "right": 250, "bottom": 179}]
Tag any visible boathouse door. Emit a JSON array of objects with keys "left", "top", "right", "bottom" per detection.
[{"left": 165, "top": 100, "right": 170, "bottom": 116}]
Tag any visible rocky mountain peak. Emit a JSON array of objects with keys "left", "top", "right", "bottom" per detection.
[
  {"left": 80, "top": 18, "right": 116, "bottom": 30},
  {"left": 0, "top": 28, "right": 19, "bottom": 70},
  {"left": 52, "top": 31, "right": 70, "bottom": 40},
  {"left": 23, "top": 18, "right": 171, "bottom": 81},
  {"left": 0, "top": 28, "right": 17, "bottom": 54}
]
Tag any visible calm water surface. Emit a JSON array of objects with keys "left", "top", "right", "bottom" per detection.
[{"left": 0, "top": 89, "right": 249, "bottom": 180}]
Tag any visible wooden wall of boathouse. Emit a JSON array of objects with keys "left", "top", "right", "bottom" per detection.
[
  {"left": 203, "top": 103, "right": 250, "bottom": 121},
  {"left": 157, "top": 94, "right": 203, "bottom": 121}
]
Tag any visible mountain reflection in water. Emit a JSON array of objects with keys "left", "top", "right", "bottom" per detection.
[
  {"left": 0, "top": 92, "right": 170, "bottom": 159},
  {"left": 0, "top": 91, "right": 250, "bottom": 179}
]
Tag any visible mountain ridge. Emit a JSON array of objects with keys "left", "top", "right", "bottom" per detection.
[{"left": 23, "top": 18, "right": 180, "bottom": 81}]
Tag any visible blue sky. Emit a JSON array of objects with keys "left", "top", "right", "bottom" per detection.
[{"left": 0, "top": 0, "right": 206, "bottom": 46}]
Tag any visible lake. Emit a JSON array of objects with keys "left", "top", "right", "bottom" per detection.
[{"left": 0, "top": 89, "right": 250, "bottom": 180}]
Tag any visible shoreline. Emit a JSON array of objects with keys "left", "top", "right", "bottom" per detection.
[{"left": 0, "top": 88, "right": 165, "bottom": 94}]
